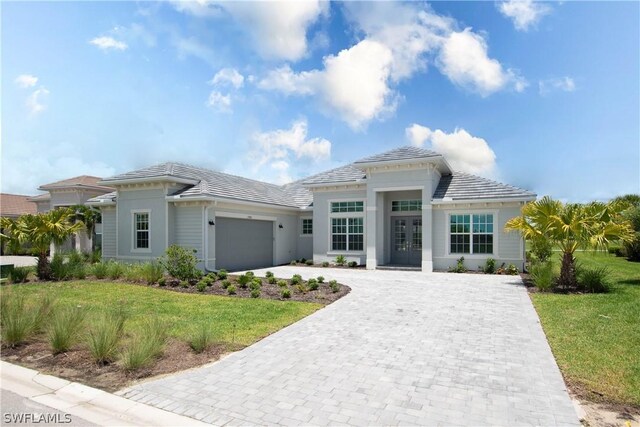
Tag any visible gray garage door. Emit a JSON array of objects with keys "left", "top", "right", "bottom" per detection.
[{"left": 215, "top": 217, "right": 274, "bottom": 272}]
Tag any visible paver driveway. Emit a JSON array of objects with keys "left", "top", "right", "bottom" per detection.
[{"left": 119, "top": 267, "right": 579, "bottom": 426}]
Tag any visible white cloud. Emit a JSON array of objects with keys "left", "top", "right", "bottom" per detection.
[
  {"left": 248, "top": 119, "right": 331, "bottom": 184},
  {"left": 259, "top": 2, "right": 525, "bottom": 128},
  {"left": 210, "top": 68, "right": 244, "bottom": 89},
  {"left": 437, "top": 28, "right": 527, "bottom": 96},
  {"left": 26, "top": 87, "right": 50, "bottom": 115},
  {"left": 15, "top": 74, "right": 38, "bottom": 88},
  {"left": 89, "top": 36, "right": 128, "bottom": 51},
  {"left": 406, "top": 124, "right": 496, "bottom": 176},
  {"left": 206, "top": 91, "right": 232, "bottom": 113},
  {"left": 171, "top": 35, "right": 217, "bottom": 65},
  {"left": 539, "top": 76, "right": 576, "bottom": 95},
  {"left": 498, "top": 0, "right": 552, "bottom": 32},
  {"left": 172, "top": 0, "right": 327, "bottom": 61}
]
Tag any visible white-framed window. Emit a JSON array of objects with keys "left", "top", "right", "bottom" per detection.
[
  {"left": 302, "top": 218, "right": 313, "bottom": 235},
  {"left": 391, "top": 200, "right": 422, "bottom": 212},
  {"left": 449, "top": 213, "right": 494, "bottom": 254},
  {"left": 133, "top": 211, "right": 150, "bottom": 250},
  {"left": 329, "top": 200, "right": 364, "bottom": 252}
]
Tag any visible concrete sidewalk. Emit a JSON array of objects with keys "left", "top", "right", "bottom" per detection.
[{"left": 0, "top": 361, "right": 208, "bottom": 426}]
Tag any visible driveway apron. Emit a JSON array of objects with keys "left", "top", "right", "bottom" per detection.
[{"left": 119, "top": 267, "right": 578, "bottom": 426}]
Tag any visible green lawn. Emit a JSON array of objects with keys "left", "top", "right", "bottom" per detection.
[
  {"left": 1, "top": 281, "right": 322, "bottom": 346},
  {"left": 530, "top": 252, "right": 640, "bottom": 406}
]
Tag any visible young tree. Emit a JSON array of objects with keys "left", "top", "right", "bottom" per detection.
[
  {"left": 505, "top": 196, "right": 633, "bottom": 290},
  {"left": 14, "top": 209, "right": 84, "bottom": 280}
]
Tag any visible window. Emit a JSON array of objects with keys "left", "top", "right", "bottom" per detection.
[
  {"left": 331, "top": 217, "right": 364, "bottom": 251},
  {"left": 450, "top": 214, "right": 493, "bottom": 254},
  {"left": 134, "top": 212, "right": 150, "bottom": 249},
  {"left": 391, "top": 200, "right": 422, "bottom": 212},
  {"left": 302, "top": 218, "right": 313, "bottom": 235},
  {"left": 331, "top": 201, "right": 364, "bottom": 213}
]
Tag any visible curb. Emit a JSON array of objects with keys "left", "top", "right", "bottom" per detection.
[{"left": 0, "top": 361, "right": 209, "bottom": 426}]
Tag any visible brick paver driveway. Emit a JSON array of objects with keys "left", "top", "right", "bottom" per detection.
[{"left": 120, "top": 267, "right": 578, "bottom": 426}]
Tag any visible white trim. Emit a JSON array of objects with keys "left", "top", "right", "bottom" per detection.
[
  {"left": 215, "top": 211, "right": 277, "bottom": 222},
  {"left": 115, "top": 192, "right": 119, "bottom": 256},
  {"left": 373, "top": 185, "right": 424, "bottom": 192},
  {"left": 131, "top": 209, "right": 152, "bottom": 253},
  {"left": 327, "top": 198, "right": 366, "bottom": 253},
  {"left": 432, "top": 197, "right": 535, "bottom": 205},
  {"left": 443, "top": 209, "right": 499, "bottom": 259},
  {"left": 167, "top": 195, "right": 301, "bottom": 212},
  {"left": 300, "top": 217, "right": 313, "bottom": 237}
]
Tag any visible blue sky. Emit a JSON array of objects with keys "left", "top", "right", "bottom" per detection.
[{"left": 2, "top": 1, "right": 638, "bottom": 202}]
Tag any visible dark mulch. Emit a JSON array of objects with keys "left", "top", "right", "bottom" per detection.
[
  {"left": 1, "top": 338, "right": 234, "bottom": 392},
  {"left": 149, "top": 275, "right": 350, "bottom": 304}
]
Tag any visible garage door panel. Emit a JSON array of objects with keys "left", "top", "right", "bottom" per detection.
[{"left": 215, "top": 217, "right": 273, "bottom": 271}]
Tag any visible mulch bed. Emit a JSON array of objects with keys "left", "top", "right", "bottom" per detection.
[
  {"left": 1, "top": 338, "right": 236, "bottom": 393},
  {"left": 148, "top": 275, "right": 350, "bottom": 304}
]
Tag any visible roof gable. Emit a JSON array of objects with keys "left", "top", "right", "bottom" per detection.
[
  {"left": 39, "top": 175, "right": 113, "bottom": 192},
  {"left": 354, "top": 146, "right": 441, "bottom": 164}
]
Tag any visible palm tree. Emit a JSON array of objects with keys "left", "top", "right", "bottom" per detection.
[
  {"left": 13, "top": 208, "right": 84, "bottom": 280},
  {"left": 70, "top": 205, "right": 101, "bottom": 251},
  {"left": 0, "top": 217, "right": 21, "bottom": 255},
  {"left": 505, "top": 196, "right": 634, "bottom": 290}
]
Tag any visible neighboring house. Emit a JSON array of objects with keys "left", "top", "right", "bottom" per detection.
[
  {"left": 27, "top": 176, "right": 114, "bottom": 252},
  {"left": 88, "top": 146, "right": 535, "bottom": 272},
  {"left": 0, "top": 193, "right": 37, "bottom": 218}
]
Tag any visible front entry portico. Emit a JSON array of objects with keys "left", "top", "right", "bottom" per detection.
[{"left": 390, "top": 216, "right": 422, "bottom": 266}]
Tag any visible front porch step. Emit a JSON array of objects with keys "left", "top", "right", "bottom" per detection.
[{"left": 377, "top": 265, "right": 421, "bottom": 272}]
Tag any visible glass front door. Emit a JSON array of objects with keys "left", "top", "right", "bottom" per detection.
[{"left": 390, "top": 216, "right": 422, "bottom": 266}]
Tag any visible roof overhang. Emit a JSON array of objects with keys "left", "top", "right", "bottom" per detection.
[
  {"left": 99, "top": 176, "right": 199, "bottom": 186},
  {"left": 302, "top": 179, "right": 366, "bottom": 189},
  {"left": 354, "top": 155, "right": 452, "bottom": 174},
  {"left": 431, "top": 196, "right": 536, "bottom": 205},
  {"left": 166, "top": 194, "right": 305, "bottom": 212},
  {"left": 85, "top": 199, "right": 116, "bottom": 207}
]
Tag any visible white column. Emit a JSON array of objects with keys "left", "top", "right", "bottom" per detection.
[
  {"left": 366, "top": 189, "right": 377, "bottom": 270},
  {"left": 422, "top": 177, "right": 433, "bottom": 272}
]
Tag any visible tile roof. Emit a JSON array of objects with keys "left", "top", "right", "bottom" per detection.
[
  {"left": 86, "top": 191, "right": 117, "bottom": 204},
  {"left": 300, "top": 164, "right": 366, "bottom": 186},
  {"left": 39, "top": 175, "right": 113, "bottom": 191},
  {"left": 354, "top": 146, "right": 441, "bottom": 164},
  {"left": 433, "top": 173, "right": 536, "bottom": 201},
  {"left": 27, "top": 193, "right": 51, "bottom": 201},
  {"left": 104, "top": 163, "right": 312, "bottom": 209},
  {"left": 0, "top": 193, "right": 37, "bottom": 217}
]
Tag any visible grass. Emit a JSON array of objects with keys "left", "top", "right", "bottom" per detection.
[
  {"left": 531, "top": 251, "right": 640, "bottom": 406},
  {"left": 0, "top": 280, "right": 322, "bottom": 347}
]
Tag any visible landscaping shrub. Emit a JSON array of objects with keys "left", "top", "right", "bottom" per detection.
[
  {"left": 9, "top": 266, "right": 31, "bottom": 283},
  {"left": 307, "top": 278, "right": 319, "bottom": 291},
  {"left": 608, "top": 246, "right": 625, "bottom": 257},
  {"left": 291, "top": 274, "right": 302, "bottom": 285},
  {"left": 329, "top": 280, "right": 339, "bottom": 293},
  {"left": 277, "top": 279, "right": 288, "bottom": 288},
  {"left": 189, "top": 324, "right": 213, "bottom": 354},
  {"left": 1, "top": 293, "right": 37, "bottom": 347},
  {"left": 448, "top": 257, "right": 467, "bottom": 273},
  {"left": 348, "top": 261, "right": 358, "bottom": 268},
  {"left": 296, "top": 283, "right": 308, "bottom": 294},
  {"left": 89, "top": 249, "right": 102, "bottom": 264},
  {"left": 87, "top": 310, "right": 127, "bottom": 365},
  {"left": 90, "top": 262, "right": 109, "bottom": 279},
  {"left": 281, "top": 288, "right": 291, "bottom": 299},
  {"left": 196, "top": 280, "right": 207, "bottom": 292},
  {"left": 322, "top": 261, "right": 329, "bottom": 267},
  {"left": 50, "top": 252, "right": 70, "bottom": 281},
  {"left": 180, "top": 280, "right": 189, "bottom": 288},
  {"left": 505, "top": 264, "right": 519, "bottom": 275},
  {"left": 622, "top": 204, "right": 640, "bottom": 261},
  {"left": 265, "top": 271, "right": 274, "bottom": 278},
  {"left": 530, "top": 238, "right": 553, "bottom": 263},
  {"left": 227, "top": 285, "right": 237, "bottom": 295},
  {"left": 32, "top": 295, "right": 56, "bottom": 334},
  {"left": 578, "top": 266, "right": 611, "bottom": 293},
  {"left": 483, "top": 258, "right": 496, "bottom": 274},
  {"left": 238, "top": 274, "right": 251, "bottom": 288},
  {"left": 305, "top": 260, "right": 314, "bottom": 266},
  {"left": 529, "top": 261, "right": 555, "bottom": 292},
  {"left": 267, "top": 276, "right": 277, "bottom": 284},
  {"left": 249, "top": 278, "right": 261, "bottom": 291},
  {"left": 123, "top": 263, "right": 144, "bottom": 282},
  {"left": 67, "top": 251, "right": 85, "bottom": 270},
  {"left": 300, "top": 258, "right": 306, "bottom": 264},
  {"left": 217, "top": 269, "right": 228, "bottom": 280},
  {"left": 317, "top": 276, "right": 324, "bottom": 283},
  {"left": 335, "top": 255, "right": 346, "bottom": 266},
  {"left": 140, "top": 261, "right": 164, "bottom": 285},
  {"left": 160, "top": 245, "right": 200, "bottom": 281},
  {"left": 250, "top": 289, "right": 260, "bottom": 298},
  {"left": 107, "top": 261, "right": 125, "bottom": 280},
  {"left": 71, "top": 263, "right": 87, "bottom": 280},
  {"left": 48, "top": 306, "right": 86, "bottom": 354},
  {"left": 205, "top": 272, "right": 217, "bottom": 282},
  {"left": 120, "top": 318, "right": 167, "bottom": 371},
  {"left": 221, "top": 279, "right": 231, "bottom": 289},
  {"left": 290, "top": 260, "right": 297, "bottom": 265},
  {"left": 158, "top": 277, "right": 166, "bottom": 287}
]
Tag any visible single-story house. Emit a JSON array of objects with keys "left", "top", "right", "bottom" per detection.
[
  {"left": 27, "top": 176, "right": 114, "bottom": 252},
  {"left": 87, "top": 146, "right": 535, "bottom": 272}
]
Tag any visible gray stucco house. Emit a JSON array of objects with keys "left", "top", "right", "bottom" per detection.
[{"left": 88, "top": 146, "right": 535, "bottom": 272}]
